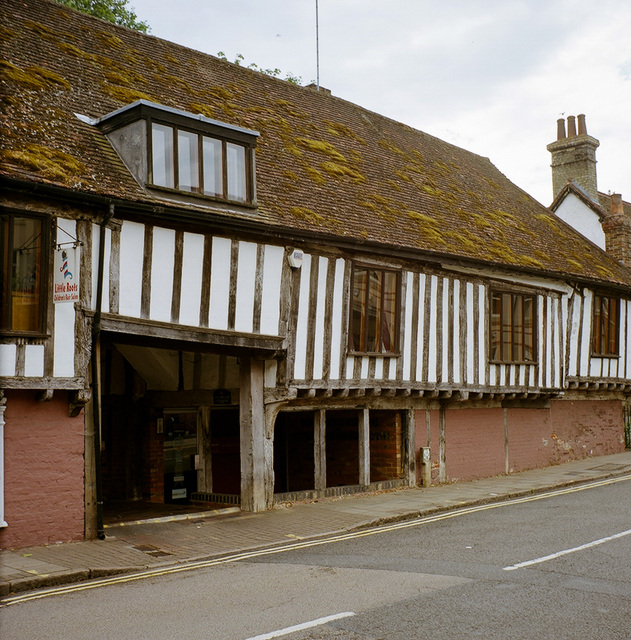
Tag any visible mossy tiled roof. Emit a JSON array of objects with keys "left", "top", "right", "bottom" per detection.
[{"left": 2, "top": 0, "right": 631, "bottom": 287}]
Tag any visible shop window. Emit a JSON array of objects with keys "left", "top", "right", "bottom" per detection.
[
  {"left": 0, "top": 213, "right": 48, "bottom": 335},
  {"left": 350, "top": 266, "right": 399, "bottom": 354},
  {"left": 592, "top": 294, "right": 619, "bottom": 356},
  {"left": 490, "top": 291, "right": 536, "bottom": 363}
]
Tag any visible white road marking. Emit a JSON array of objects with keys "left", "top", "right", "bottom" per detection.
[
  {"left": 504, "top": 528, "right": 631, "bottom": 571},
  {"left": 244, "top": 612, "right": 355, "bottom": 640},
  {"left": 3, "top": 474, "right": 630, "bottom": 606}
]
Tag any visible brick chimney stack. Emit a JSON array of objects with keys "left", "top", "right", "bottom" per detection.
[
  {"left": 602, "top": 194, "right": 631, "bottom": 267},
  {"left": 547, "top": 114, "right": 600, "bottom": 202}
]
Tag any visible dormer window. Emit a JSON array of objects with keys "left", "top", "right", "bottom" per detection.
[
  {"left": 96, "top": 100, "right": 258, "bottom": 207},
  {"left": 150, "top": 123, "right": 249, "bottom": 203}
]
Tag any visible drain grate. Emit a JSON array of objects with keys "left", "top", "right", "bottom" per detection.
[{"left": 133, "top": 544, "right": 173, "bottom": 557}]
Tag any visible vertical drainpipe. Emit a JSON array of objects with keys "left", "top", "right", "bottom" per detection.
[{"left": 91, "top": 203, "right": 114, "bottom": 540}]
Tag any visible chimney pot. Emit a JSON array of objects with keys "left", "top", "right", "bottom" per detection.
[
  {"left": 567, "top": 115, "right": 577, "bottom": 137},
  {"left": 556, "top": 118, "right": 566, "bottom": 140},
  {"left": 577, "top": 114, "right": 587, "bottom": 136}
]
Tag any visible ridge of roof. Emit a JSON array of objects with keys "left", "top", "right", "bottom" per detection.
[{"left": 2, "top": 0, "right": 631, "bottom": 287}]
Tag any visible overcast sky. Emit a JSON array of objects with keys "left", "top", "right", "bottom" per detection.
[{"left": 129, "top": 0, "right": 631, "bottom": 205}]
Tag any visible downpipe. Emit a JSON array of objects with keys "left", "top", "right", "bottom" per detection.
[{"left": 91, "top": 203, "right": 114, "bottom": 540}]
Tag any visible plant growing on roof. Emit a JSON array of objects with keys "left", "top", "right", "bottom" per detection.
[
  {"left": 216, "top": 52, "right": 302, "bottom": 85},
  {"left": 53, "top": 0, "right": 150, "bottom": 33}
]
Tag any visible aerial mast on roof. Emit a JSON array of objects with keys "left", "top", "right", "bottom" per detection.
[{"left": 315, "top": 0, "right": 320, "bottom": 90}]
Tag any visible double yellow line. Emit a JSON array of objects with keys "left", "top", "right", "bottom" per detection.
[{"left": 4, "top": 474, "right": 630, "bottom": 607}]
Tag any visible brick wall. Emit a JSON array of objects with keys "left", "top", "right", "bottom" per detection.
[
  {"left": 506, "top": 408, "right": 551, "bottom": 472},
  {"left": 443, "top": 408, "right": 505, "bottom": 481},
  {"left": 548, "top": 398, "right": 625, "bottom": 460},
  {"left": 602, "top": 201, "right": 631, "bottom": 267},
  {"left": 370, "top": 410, "right": 402, "bottom": 482},
  {"left": 1, "top": 390, "right": 84, "bottom": 549},
  {"left": 414, "top": 399, "right": 625, "bottom": 488}
]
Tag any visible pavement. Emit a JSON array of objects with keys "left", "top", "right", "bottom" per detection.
[{"left": 2, "top": 451, "right": 631, "bottom": 598}]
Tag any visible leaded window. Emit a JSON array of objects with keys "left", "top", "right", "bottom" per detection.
[
  {"left": 592, "top": 294, "right": 619, "bottom": 356},
  {"left": 490, "top": 291, "right": 536, "bottom": 363},
  {"left": 350, "top": 267, "right": 399, "bottom": 354},
  {"left": 1, "top": 213, "right": 48, "bottom": 334}
]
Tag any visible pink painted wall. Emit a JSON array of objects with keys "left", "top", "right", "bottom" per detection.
[
  {"left": 415, "top": 399, "right": 625, "bottom": 486},
  {"left": 506, "top": 407, "right": 551, "bottom": 472},
  {"left": 1, "top": 390, "right": 84, "bottom": 549},
  {"left": 548, "top": 398, "right": 625, "bottom": 459},
  {"left": 444, "top": 408, "right": 505, "bottom": 481}
]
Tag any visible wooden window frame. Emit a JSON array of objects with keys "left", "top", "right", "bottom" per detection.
[
  {"left": 349, "top": 265, "right": 400, "bottom": 356},
  {"left": 148, "top": 120, "right": 255, "bottom": 205},
  {"left": 489, "top": 290, "right": 537, "bottom": 364},
  {"left": 0, "top": 210, "right": 50, "bottom": 337},
  {"left": 591, "top": 294, "right": 619, "bottom": 357}
]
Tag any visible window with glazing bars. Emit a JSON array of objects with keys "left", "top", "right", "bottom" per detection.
[
  {"left": 490, "top": 291, "right": 536, "bottom": 363},
  {"left": 0, "top": 213, "right": 47, "bottom": 334},
  {"left": 151, "top": 122, "right": 250, "bottom": 203},
  {"left": 592, "top": 294, "right": 619, "bottom": 356},
  {"left": 350, "top": 267, "right": 399, "bottom": 354}
]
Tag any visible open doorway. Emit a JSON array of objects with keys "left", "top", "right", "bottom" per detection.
[
  {"left": 273, "top": 411, "right": 315, "bottom": 493},
  {"left": 99, "top": 340, "right": 242, "bottom": 522}
]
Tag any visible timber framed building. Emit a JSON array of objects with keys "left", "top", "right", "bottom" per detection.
[{"left": 1, "top": 0, "right": 630, "bottom": 548}]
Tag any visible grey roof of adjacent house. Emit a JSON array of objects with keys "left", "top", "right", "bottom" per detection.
[{"left": 2, "top": 0, "right": 631, "bottom": 287}]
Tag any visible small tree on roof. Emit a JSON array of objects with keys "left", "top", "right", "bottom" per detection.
[{"left": 53, "top": 0, "right": 150, "bottom": 33}]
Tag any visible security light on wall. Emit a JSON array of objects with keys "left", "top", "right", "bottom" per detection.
[{"left": 288, "top": 248, "right": 304, "bottom": 269}]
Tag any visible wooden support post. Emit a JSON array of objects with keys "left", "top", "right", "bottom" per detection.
[
  {"left": 439, "top": 404, "right": 447, "bottom": 483},
  {"left": 359, "top": 408, "right": 370, "bottom": 487},
  {"left": 0, "top": 392, "right": 7, "bottom": 528},
  {"left": 84, "top": 394, "right": 97, "bottom": 539},
  {"left": 240, "top": 356, "right": 270, "bottom": 512},
  {"left": 314, "top": 409, "right": 326, "bottom": 492},
  {"left": 198, "top": 406, "right": 212, "bottom": 493},
  {"left": 404, "top": 408, "right": 416, "bottom": 486}
]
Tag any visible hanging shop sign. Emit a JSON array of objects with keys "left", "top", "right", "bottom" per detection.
[{"left": 53, "top": 246, "right": 80, "bottom": 303}]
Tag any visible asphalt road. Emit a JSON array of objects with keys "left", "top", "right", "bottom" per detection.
[{"left": 3, "top": 476, "right": 631, "bottom": 639}]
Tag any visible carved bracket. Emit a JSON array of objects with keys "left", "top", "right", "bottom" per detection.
[{"left": 69, "top": 388, "right": 91, "bottom": 417}]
